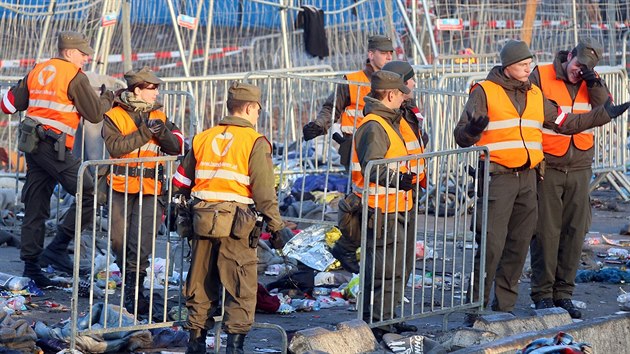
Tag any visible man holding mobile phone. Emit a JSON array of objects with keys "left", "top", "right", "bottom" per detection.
[{"left": 528, "top": 37, "right": 610, "bottom": 319}]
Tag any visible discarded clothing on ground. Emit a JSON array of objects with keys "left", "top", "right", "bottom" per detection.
[
  {"left": 150, "top": 327, "right": 188, "bottom": 348},
  {"left": 266, "top": 268, "right": 317, "bottom": 295},
  {"left": 516, "top": 331, "right": 592, "bottom": 354},
  {"left": 256, "top": 283, "right": 281, "bottom": 313},
  {"left": 575, "top": 267, "right": 630, "bottom": 283},
  {"left": 290, "top": 173, "right": 348, "bottom": 196},
  {"left": 34, "top": 303, "right": 152, "bottom": 353}
]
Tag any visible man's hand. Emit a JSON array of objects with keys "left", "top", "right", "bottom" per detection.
[
  {"left": 100, "top": 84, "right": 114, "bottom": 103},
  {"left": 303, "top": 122, "right": 325, "bottom": 141},
  {"left": 580, "top": 67, "right": 599, "bottom": 87},
  {"left": 391, "top": 171, "right": 417, "bottom": 191},
  {"left": 465, "top": 115, "right": 489, "bottom": 136},
  {"left": 147, "top": 119, "right": 165, "bottom": 136},
  {"left": 270, "top": 227, "right": 294, "bottom": 249},
  {"left": 604, "top": 99, "right": 630, "bottom": 119}
]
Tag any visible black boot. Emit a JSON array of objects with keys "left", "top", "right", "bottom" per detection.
[
  {"left": 185, "top": 328, "right": 207, "bottom": 354},
  {"left": 39, "top": 230, "right": 74, "bottom": 275},
  {"left": 330, "top": 243, "right": 360, "bottom": 274},
  {"left": 123, "top": 274, "right": 150, "bottom": 316},
  {"left": 554, "top": 298, "right": 582, "bottom": 319},
  {"left": 226, "top": 333, "right": 246, "bottom": 354},
  {"left": 23, "top": 261, "right": 62, "bottom": 288},
  {"left": 392, "top": 321, "right": 418, "bottom": 333}
]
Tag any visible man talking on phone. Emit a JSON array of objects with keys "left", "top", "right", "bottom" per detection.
[{"left": 528, "top": 37, "right": 610, "bottom": 319}]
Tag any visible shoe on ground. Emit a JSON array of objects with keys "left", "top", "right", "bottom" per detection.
[
  {"left": 392, "top": 321, "right": 417, "bottom": 333},
  {"left": 534, "top": 298, "right": 555, "bottom": 309},
  {"left": 329, "top": 244, "right": 360, "bottom": 274},
  {"left": 554, "top": 298, "right": 582, "bottom": 319},
  {"left": 125, "top": 292, "right": 151, "bottom": 316},
  {"left": 371, "top": 326, "right": 391, "bottom": 342},
  {"left": 39, "top": 248, "right": 74, "bottom": 275},
  {"left": 463, "top": 313, "right": 480, "bottom": 327},
  {"left": 23, "top": 270, "right": 64, "bottom": 288}
]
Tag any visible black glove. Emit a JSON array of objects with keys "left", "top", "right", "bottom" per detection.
[
  {"left": 391, "top": 171, "right": 417, "bottom": 191},
  {"left": 303, "top": 122, "right": 325, "bottom": 141},
  {"left": 604, "top": 99, "right": 630, "bottom": 119},
  {"left": 147, "top": 119, "right": 165, "bottom": 136},
  {"left": 580, "top": 67, "right": 599, "bottom": 87},
  {"left": 465, "top": 115, "right": 489, "bottom": 136},
  {"left": 270, "top": 227, "right": 294, "bottom": 250},
  {"left": 100, "top": 84, "right": 114, "bottom": 103}
]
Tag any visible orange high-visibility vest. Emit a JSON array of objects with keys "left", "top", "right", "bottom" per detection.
[
  {"left": 351, "top": 114, "right": 413, "bottom": 213},
  {"left": 107, "top": 107, "right": 167, "bottom": 195},
  {"left": 340, "top": 70, "right": 371, "bottom": 134},
  {"left": 190, "top": 124, "right": 267, "bottom": 204},
  {"left": 400, "top": 119, "right": 426, "bottom": 188},
  {"left": 538, "top": 64, "right": 594, "bottom": 156},
  {"left": 26, "top": 59, "right": 81, "bottom": 149},
  {"left": 476, "top": 81, "right": 544, "bottom": 169}
]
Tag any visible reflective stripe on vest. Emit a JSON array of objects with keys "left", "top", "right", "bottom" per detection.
[
  {"left": 400, "top": 119, "right": 425, "bottom": 184},
  {"left": 26, "top": 59, "right": 81, "bottom": 149},
  {"left": 190, "top": 124, "right": 266, "bottom": 205},
  {"left": 538, "top": 64, "right": 594, "bottom": 156},
  {"left": 340, "top": 70, "right": 370, "bottom": 134},
  {"left": 350, "top": 114, "right": 413, "bottom": 213},
  {"left": 106, "top": 107, "right": 167, "bottom": 195},
  {"left": 476, "top": 81, "right": 544, "bottom": 169}
]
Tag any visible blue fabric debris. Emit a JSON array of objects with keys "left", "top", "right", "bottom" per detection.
[
  {"left": 290, "top": 174, "right": 348, "bottom": 195},
  {"left": 575, "top": 268, "right": 630, "bottom": 283}
]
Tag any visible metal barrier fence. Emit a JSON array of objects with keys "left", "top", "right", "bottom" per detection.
[
  {"left": 70, "top": 155, "right": 286, "bottom": 353},
  {"left": 70, "top": 156, "right": 182, "bottom": 350},
  {"left": 356, "top": 147, "right": 489, "bottom": 330}
]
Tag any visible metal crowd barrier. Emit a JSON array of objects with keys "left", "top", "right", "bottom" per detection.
[
  {"left": 356, "top": 147, "right": 489, "bottom": 330},
  {"left": 70, "top": 155, "right": 288, "bottom": 353},
  {"left": 70, "top": 156, "right": 183, "bottom": 351}
]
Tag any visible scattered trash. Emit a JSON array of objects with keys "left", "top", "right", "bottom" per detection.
[
  {"left": 603, "top": 236, "right": 630, "bottom": 248},
  {"left": 584, "top": 237, "right": 600, "bottom": 246},
  {"left": 281, "top": 225, "right": 338, "bottom": 271},
  {"left": 0, "top": 272, "right": 31, "bottom": 291}
]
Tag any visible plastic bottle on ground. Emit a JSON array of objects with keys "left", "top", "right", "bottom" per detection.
[{"left": 0, "top": 272, "right": 31, "bottom": 291}]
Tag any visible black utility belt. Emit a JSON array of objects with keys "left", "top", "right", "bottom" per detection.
[
  {"left": 112, "top": 165, "right": 164, "bottom": 179},
  {"left": 488, "top": 163, "right": 531, "bottom": 176}
]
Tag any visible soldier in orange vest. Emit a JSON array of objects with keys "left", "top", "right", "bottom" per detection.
[
  {"left": 0, "top": 31, "right": 114, "bottom": 287},
  {"left": 454, "top": 40, "right": 629, "bottom": 326},
  {"left": 330, "top": 61, "right": 427, "bottom": 275},
  {"left": 352, "top": 70, "right": 420, "bottom": 340},
  {"left": 302, "top": 35, "right": 394, "bottom": 169},
  {"left": 102, "top": 66, "right": 184, "bottom": 317},
  {"left": 528, "top": 38, "right": 609, "bottom": 319},
  {"left": 173, "top": 82, "right": 293, "bottom": 354}
]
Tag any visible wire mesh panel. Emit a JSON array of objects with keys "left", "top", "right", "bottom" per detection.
[
  {"left": 0, "top": 0, "right": 107, "bottom": 76},
  {"left": 357, "top": 147, "right": 489, "bottom": 329}
]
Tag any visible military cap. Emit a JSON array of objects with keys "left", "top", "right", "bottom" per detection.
[
  {"left": 382, "top": 61, "right": 415, "bottom": 82},
  {"left": 228, "top": 82, "right": 262, "bottom": 107},
  {"left": 368, "top": 35, "right": 394, "bottom": 52},
  {"left": 124, "top": 66, "right": 164, "bottom": 87},
  {"left": 371, "top": 70, "right": 410, "bottom": 94},
  {"left": 575, "top": 37, "right": 603, "bottom": 70},
  {"left": 57, "top": 31, "right": 94, "bottom": 56}
]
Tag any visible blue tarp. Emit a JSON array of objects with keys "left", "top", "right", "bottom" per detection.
[{"left": 0, "top": 0, "right": 402, "bottom": 30}]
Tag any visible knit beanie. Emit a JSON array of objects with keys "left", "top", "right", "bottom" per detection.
[{"left": 500, "top": 40, "right": 533, "bottom": 68}]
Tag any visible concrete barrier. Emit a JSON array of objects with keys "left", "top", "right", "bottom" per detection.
[
  {"left": 288, "top": 319, "right": 378, "bottom": 354},
  {"left": 452, "top": 312, "right": 630, "bottom": 353}
]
